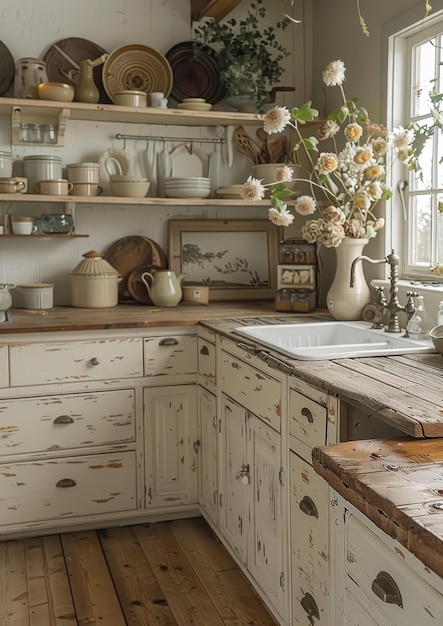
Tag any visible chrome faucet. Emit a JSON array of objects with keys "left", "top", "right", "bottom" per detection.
[{"left": 349, "top": 249, "right": 415, "bottom": 333}]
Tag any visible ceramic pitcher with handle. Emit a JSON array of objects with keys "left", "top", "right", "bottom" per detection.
[{"left": 141, "top": 270, "right": 184, "bottom": 307}]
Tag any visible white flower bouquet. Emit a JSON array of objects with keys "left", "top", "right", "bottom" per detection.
[{"left": 241, "top": 60, "right": 419, "bottom": 248}]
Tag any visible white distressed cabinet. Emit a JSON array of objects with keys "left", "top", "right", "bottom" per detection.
[
  {"left": 0, "top": 327, "right": 199, "bottom": 535},
  {"left": 218, "top": 339, "right": 287, "bottom": 623},
  {"left": 333, "top": 498, "right": 443, "bottom": 626},
  {"left": 197, "top": 385, "right": 218, "bottom": 525}
]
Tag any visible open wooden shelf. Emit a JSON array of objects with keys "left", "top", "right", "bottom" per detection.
[{"left": 0, "top": 193, "right": 273, "bottom": 206}]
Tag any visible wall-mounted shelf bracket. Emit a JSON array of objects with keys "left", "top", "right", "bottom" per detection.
[{"left": 11, "top": 106, "right": 70, "bottom": 146}]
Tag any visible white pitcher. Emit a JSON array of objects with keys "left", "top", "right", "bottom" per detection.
[{"left": 141, "top": 270, "right": 184, "bottom": 307}]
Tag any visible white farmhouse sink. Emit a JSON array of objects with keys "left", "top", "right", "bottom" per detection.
[{"left": 234, "top": 321, "right": 435, "bottom": 360}]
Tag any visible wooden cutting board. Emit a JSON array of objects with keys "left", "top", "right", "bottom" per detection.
[{"left": 104, "top": 236, "right": 168, "bottom": 300}]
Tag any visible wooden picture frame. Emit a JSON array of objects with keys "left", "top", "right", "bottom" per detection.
[{"left": 168, "top": 219, "right": 279, "bottom": 300}]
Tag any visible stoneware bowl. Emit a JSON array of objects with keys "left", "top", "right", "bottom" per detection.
[
  {"left": 429, "top": 325, "right": 443, "bottom": 355},
  {"left": 37, "top": 82, "right": 75, "bottom": 102},
  {"left": 110, "top": 180, "right": 150, "bottom": 197}
]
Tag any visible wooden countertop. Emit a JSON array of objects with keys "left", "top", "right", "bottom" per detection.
[
  {"left": 312, "top": 439, "right": 443, "bottom": 578},
  {"left": 0, "top": 301, "right": 284, "bottom": 335}
]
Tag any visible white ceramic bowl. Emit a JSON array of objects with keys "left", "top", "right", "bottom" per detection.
[
  {"left": 109, "top": 175, "right": 148, "bottom": 183},
  {"left": 37, "top": 82, "right": 74, "bottom": 102},
  {"left": 110, "top": 181, "right": 151, "bottom": 197}
]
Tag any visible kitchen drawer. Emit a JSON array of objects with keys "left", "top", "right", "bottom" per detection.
[
  {"left": 289, "top": 388, "right": 327, "bottom": 450},
  {"left": 220, "top": 350, "right": 281, "bottom": 432},
  {"left": 0, "top": 389, "right": 135, "bottom": 456},
  {"left": 346, "top": 512, "right": 443, "bottom": 625},
  {"left": 144, "top": 335, "right": 197, "bottom": 377},
  {"left": 9, "top": 338, "right": 143, "bottom": 386},
  {"left": 0, "top": 344, "right": 8, "bottom": 388},
  {"left": 197, "top": 336, "right": 216, "bottom": 385},
  {"left": 0, "top": 451, "right": 137, "bottom": 526}
]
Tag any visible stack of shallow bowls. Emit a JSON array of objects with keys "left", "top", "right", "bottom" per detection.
[{"left": 163, "top": 176, "right": 211, "bottom": 198}]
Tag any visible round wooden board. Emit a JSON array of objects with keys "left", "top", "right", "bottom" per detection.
[
  {"left": 126, "top": 265, "right": 163, "bottom": 305},
  {"left": 104, "top": 236, "right": 167, "bottom": 300}
]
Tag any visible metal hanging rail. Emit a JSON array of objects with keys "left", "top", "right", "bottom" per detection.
[{"left": 115, "top": 133, "right": 225, "bottom": 144}]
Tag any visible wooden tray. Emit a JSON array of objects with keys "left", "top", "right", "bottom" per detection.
[{"left": 104, "top": 236, "right": 167, "bottom": 301}]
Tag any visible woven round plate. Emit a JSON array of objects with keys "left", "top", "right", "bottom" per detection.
[{"left": 103, "top": 44, "right": 173, "bottom": 102}]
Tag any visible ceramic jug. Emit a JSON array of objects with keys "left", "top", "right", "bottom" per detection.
[
  {"left": 0, "top": 284, "right": 13, "bottom": 322},
  {"left": 141, "top": 270, "right": 184, "bottom": 307},
  {"left": 14, "top": 58, "right": 48, "bottom": 99},
  {"left": 63, "top": 59, "right": 99, "bottom": 103}
]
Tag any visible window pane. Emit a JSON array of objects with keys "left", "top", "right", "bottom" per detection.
[
  {"left": 412, "top": 39, "right": 437, "bottom": 117},
  {"left": 409, "top": 195, "right": 431, "bottom": 266}
]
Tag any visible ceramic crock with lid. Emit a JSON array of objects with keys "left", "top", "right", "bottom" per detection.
[
  {"left": 69, "top": 250, "right": 121, "bottom": 308},
  {"left": 15, "top": 282, "right": 54, "bottom": 309},
  {"left": 23, "top": 155, "right": 62, "bottom": 193}
]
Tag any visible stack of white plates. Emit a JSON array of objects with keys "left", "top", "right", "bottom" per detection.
[
  {"left": 215, "top": 184, "right": 245, "bottom": 199},
  {"left": 163, "top": 176, "right": 211, "bottom": 198}
]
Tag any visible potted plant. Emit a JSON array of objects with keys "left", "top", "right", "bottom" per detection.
[{"left": 194, "top": 0, "right": 290, "bottom": 112}]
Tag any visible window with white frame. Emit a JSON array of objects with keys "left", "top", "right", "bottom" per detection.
[{"left": 388, "top": 11, "right": 443, "bottom": 280}]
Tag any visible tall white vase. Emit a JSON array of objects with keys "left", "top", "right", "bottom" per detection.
[{"left": 326, "top": 238, "right": 370, "bottom": 321}]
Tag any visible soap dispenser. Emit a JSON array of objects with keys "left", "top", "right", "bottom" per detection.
[
  {"left": 437, "top": 300, "right": 443, "bottom": 326},
  {"left": 406, "top": 295, "right": 434, "bottom": 339}
]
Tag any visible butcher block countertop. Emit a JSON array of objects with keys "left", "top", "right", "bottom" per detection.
[{"left": 312, "top": 439, "right": 443, "bottom": 579}]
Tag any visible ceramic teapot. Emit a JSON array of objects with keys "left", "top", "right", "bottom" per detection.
[{"left": 141, "top": 270, "right": 184, "bottom": 307}]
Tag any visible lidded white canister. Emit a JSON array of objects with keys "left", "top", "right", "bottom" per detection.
[
  {"left": 0, "top": 151, "right": 14, "bottom": 177},
  {"left": 69, "top": 250, "right": 121, "bottom": 308},
  {"left": 23, "top": 155, "right": 62, "bottom": 193},
  {"left": 15, "top": 283, "right": 54, "bottom": 309}
]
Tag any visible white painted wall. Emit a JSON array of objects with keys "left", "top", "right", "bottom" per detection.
[{"left": 0, "top": 0, "right": 305, "bottom": 305}]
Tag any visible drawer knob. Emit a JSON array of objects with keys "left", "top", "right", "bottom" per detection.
[
  {"left": 53, "top": 415, "right": 74, "bottom": 425},
  {"left": 299, "top": 495, "right": 319, "bottom": 518},
  {"left": 300, "top": 592, "right": 319, "bottom": 625},
  {"left": 371, "top": 571, "right": 403, "bottom": 608},
  {"left": 90, "top": 357, "right": 100, "bottom": 366},
  {"left": 56, "top": 478, "right": 77, "bottom": 488},
  {"left": 159, "top": 337, "right": 179, "bottom": 346},
  {"left": 200, "top": 345, "right": 210, "bottom": 356},
  {"left": 301, "top": 407, "right": 314, "bottom": 423}
]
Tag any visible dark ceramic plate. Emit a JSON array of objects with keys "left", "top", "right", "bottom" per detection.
[
  {"left": 0, "top": 41, "right": 15, "bottom": 96},
  {"left": 42, "top": 37, "right": 111, "bottom": 103},
  {"left": 165, "top": 41, "right": 226, "bottom": 105}
]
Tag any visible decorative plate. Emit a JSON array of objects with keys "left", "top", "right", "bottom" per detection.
[
  {"left": 165, "top": 41, "right": 225, "bottom": 105},
  {"left": 0, "top": 41, "right": 14, "bottom": 96},
  {"left": 102, "top": 44, "right": 173, "bottom": 102},
  {"left": 43, "top": 37, "right": 110, "bottom": 103}
]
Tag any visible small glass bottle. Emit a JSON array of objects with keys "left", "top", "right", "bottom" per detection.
[
  {"left": 44, "top": 124, "right": 57, "bottom": 144},
  {"left": 406, "top": 295, "right": 434, "bottom": 339},
  {"left": 31, "top": 123, "right": 43, "bottom": 144}
]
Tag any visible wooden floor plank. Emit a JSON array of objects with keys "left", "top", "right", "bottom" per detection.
[
  {"left": 0, "top": 540, "right": 29, "bottom": 625},
  {"left": 98, "top": 526, "right": 177, "bottom": 625},
  {"left": 170, "top": 518, "right": 279, "bottom": 625},
  {"left": 134, "top": 523, "right": 226, "bottom": 626},
  {"left": 61, "top": 530, "right": 126, "bottom": 626},
  {"left": 26, "top": 536, "right": 76, "bottom": 626}
]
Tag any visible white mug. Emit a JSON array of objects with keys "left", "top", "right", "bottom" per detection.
[
  {"left": 150, "top": 92, "right": 168, "bottom": 109},
  {"left": 11, "top": 220, "right": 37, "bottom": 235}
]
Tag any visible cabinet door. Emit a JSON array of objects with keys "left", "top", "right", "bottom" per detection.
[
  {"left": 248, "top": 413, "right": 285, "bottom": 617},
  {"left": 219, "top": 394, "right": 247, "bottom": 562},
  {"left": 290, "top": 451, "right": 330, "bottom": 625},
  {"left": 197, "top": 386, "right": 218, "bottom": 525},
  {"left": 144, "top": 385, "right": 197, "bottom": 509}
]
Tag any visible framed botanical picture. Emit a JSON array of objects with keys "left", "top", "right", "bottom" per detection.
[{"left": 168, "top": 219, "right": 279, "bottom": 300}]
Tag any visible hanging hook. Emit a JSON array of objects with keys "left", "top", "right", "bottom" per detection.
[{"left": 397, "top": 179, "right": 408, "bottom": 220}]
